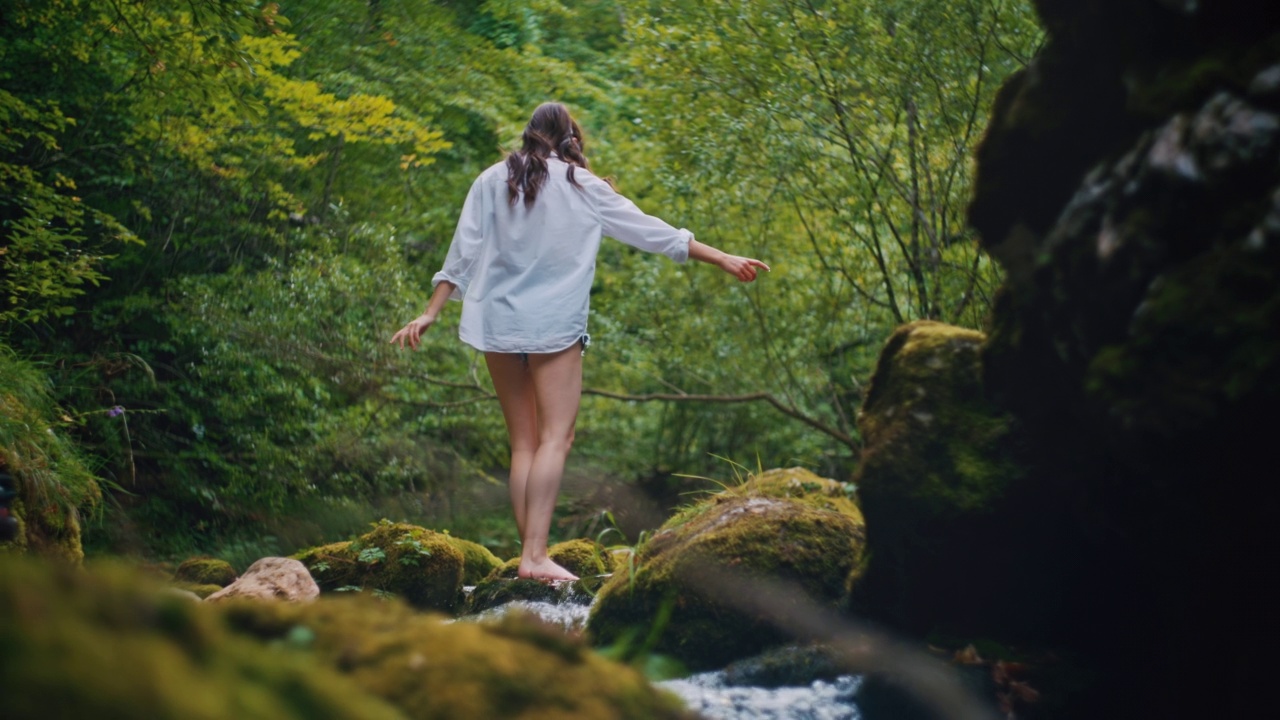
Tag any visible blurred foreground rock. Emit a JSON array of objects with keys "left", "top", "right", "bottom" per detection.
[
  {"left": 0, "top": 555, "right": 694, "bottom": 720},
  {"left": 0, "top": 556, "right": 402, "bottom": 719}
]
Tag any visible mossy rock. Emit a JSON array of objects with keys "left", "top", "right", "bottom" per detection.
[
  {"left": 483, "top": 538, "right": 610, "bottom": 582},
  {"left": 440, "top": 534, "right": 502, "bottom": 585},
  {"left": 587, "top": 468, "right": 867, "bottom": 671},
  {"left": 222, "top": 594, "right": 694, "bottom": 719},
  {"left": 171, "top": 580, "right": 224, "bottom": 599},
  {"left": 466, "top": 573, "right": 607, "bottom": 615},
  {"left": 294, "top": 521, "right": 464, "bottom": 612},
  {"left": 1, "top": 496, "right": 85, "bottom": 565},
  {"left": 0, "top": 555, "right": 404, "bottom": 720},
  {"left": 174, "top": 557, "right": 237, "bottom": 587},
  {"left": 856, "top": 321, "right": 1021, "bottom": 521},
  {"left": 852, "top": 321, "right": 1028, "bottom": 636}
]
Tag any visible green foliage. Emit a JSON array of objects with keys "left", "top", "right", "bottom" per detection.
[
  {"left": 0, "top": 0, "right": 1043, "bottom": 560},
  {"left": 0, "top": 346, "right": 99, "bottom": 561}
]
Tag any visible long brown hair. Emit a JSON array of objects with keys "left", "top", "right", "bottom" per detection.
[{"left": 505, "top": 102, "right": 591, "bottom": 208}]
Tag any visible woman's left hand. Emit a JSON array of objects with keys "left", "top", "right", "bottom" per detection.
[
  {"left": 718, "top": 255, "right": 771, "bottom": 282},
  {"left": 389, "top": 313, "right": 436, "bottom": 350}
]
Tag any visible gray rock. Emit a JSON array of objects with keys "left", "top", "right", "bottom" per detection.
[{"left": 205, "top": 557, "right": 319, "bottom": 603}]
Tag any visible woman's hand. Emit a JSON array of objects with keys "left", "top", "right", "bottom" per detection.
[
  {"left": 717, "top": 254, "right": 771, "bottom": 282},
  {"left": 389, "top": 313, "right": 436, "bottom": 350}
]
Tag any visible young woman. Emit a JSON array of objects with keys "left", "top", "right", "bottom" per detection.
[{"left": 391, "top": 103, "right": 768, "bottom": 581}]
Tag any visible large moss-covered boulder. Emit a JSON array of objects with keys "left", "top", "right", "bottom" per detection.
[
  {"left": 0, "top": 555, "right": 404, "bottom": 720},
  {"left": 852, "top": 321, "right": 1032, "bottom": 636},
  {"left": 293, "top": 521, "right": 464, "bottom": 611},
  {"left": 587, "top": 468, "right": 866, "bottom": 670},
  {"left": 223, "top": 594, "right": 694, "bottom": 720},
  {"left": 174, "top": 557, "right": 237, "bottom": 587},
  {"left": 964, "top": 1, "right": 1280, "bottom": 715}
]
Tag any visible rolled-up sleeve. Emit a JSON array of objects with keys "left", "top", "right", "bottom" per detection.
[
  {"left": 586, "top": 174, "right": 691, "bottom": 263},
  {"left": 432, "top": 174, "right": 490, "bottom": 300}
]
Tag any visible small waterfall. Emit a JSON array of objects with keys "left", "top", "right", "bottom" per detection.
[{"left": 464, "top": 598, "right": 592, "bottom": 634}]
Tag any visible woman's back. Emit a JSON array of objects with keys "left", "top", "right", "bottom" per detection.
[{"left": 437, "top": 155, "right": 692, "bottom": 354}]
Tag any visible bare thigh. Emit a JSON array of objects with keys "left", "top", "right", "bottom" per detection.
[
  {"left": 526, "top": 345, "right": 583, "bottom": 448},
  {"left": 485, "top": 353, "right": 538, "bottom": 452}
]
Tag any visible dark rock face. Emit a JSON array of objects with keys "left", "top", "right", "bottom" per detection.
[{"left": 968, "top": 2, "right": 1280, "bottom": 716}]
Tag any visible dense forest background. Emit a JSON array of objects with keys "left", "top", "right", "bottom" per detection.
[{"left": 0, "top": 0, "right": 1041, "bottom": 564}]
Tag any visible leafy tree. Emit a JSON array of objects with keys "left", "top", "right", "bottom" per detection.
[{"left": 568, "top": 0, "right": 1042, "bottom": 476}]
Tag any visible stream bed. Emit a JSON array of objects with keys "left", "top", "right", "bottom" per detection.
[{"left": 465, "top": 593, "right": 864, "bottom": 719}]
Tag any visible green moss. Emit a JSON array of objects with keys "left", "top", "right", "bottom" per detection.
[
  {"left": 440, "top": 534, "right": 502, "bottom": 585},
  {"left": 293, "top": 521, "right": 464, "bottom": 612},
  {"left": 223, "top": 596, "right": 694, "bottom": 719},
  {"left": 171, "top": 581, "right": 224, "bottom": 599},
  {"left": 587, "top": 468, "right": 867, "bottom": 671},
  {"left": 0, "top": 555, "right": 404, "bottom": 720},
  {"left": 174, "top": 557, "right": 237, "bottom": 587},
  {"left": 857, "top": 321, "right": 1020, "bottom": 521}
]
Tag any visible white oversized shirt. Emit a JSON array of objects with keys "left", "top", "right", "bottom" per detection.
[{"left": 432, "top": 156, "right": 692, "bottom": 353}]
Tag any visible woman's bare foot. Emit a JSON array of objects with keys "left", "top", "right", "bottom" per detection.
[{"left": 517, "top": 558, "right": 579, "bottom": 582}]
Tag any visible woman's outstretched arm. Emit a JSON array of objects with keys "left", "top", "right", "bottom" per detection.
[
  {"left": 390, "top": 280, "right": 456, "bottom": 350},
  {"left": 688, "top": 239, "right": 770, "bottom": 282}
]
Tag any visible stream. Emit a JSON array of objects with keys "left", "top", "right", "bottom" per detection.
[{"left": 465, "top": 594, "right": 864, "bottom": 720}]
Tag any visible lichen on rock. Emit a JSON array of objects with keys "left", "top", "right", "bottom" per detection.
[
  {"left": 293, "top": 520, "right": 464, "bottom": 611},
  {"left": 587, "top": 468, "right": 866, "bottom": 671}
]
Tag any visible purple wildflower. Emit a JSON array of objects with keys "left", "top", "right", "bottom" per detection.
[{"left": 107, "top": 406, "right": 125, "bottom": 418}]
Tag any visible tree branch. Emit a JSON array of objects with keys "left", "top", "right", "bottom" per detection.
[{"left": 581, "top": 387, "right": 859, "bottom": 450}]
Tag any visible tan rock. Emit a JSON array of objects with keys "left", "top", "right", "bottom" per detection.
[{"left": 206, "top": 557, "right": 319, "bottom": 603}]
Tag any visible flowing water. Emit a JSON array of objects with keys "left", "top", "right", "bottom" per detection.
[
  {"left": 659, "top": 672, "right": 862, "bottom": 720},
  {"left": 463, "top": 589, "right": 864, "bottom": 719}
]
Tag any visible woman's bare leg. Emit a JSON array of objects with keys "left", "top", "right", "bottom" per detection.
[
  {"left": 518, "top": 345, "right": 583, "bottom": 581},
  {"left": 485, "top": 353, "right": 538, "bottom": 541}
]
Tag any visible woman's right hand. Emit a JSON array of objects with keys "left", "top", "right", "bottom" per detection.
[{"left": 389, "top": 313, "right": 436, "bottom": 350}]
